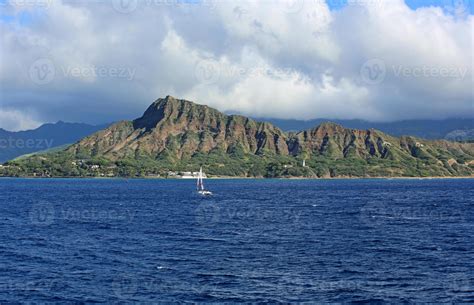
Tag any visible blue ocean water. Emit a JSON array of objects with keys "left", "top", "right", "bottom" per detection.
[{"left": 0, "top": 178, "right": 473, "bottom": 302}]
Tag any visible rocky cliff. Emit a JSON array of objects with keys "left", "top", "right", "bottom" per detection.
[
  {"left": 4, "top": 96, "right": 474, "bottom": 178},
  {"left": 68, "top": 96, "right": 288, "bottom": 161}
]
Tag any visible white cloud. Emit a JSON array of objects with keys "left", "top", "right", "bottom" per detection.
[
  {"left": 0, "top": 109, "right": 42, "bottom": 131},
  {"left": 0, "top": 0, "right": 472, "bottom": 130}
]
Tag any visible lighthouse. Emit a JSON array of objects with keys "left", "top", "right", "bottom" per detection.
[{"left": 302, "top": 159, "right": 306, "bottom": 167}]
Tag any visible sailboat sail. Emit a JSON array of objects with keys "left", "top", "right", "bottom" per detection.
[
  {"left": 196, "top": 166, "right": 212, "bottom": 196},
  {"left": 197, "top": 167, "right": 204, "bottom": 191}
]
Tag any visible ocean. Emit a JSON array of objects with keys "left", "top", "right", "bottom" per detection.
[{"left": 0, "top": 178, "right": 473, "bottom": 302}]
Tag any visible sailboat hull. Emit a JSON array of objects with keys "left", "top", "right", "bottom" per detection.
[{"left": 198, "top": 190, "right": 213, "bottom": 196}]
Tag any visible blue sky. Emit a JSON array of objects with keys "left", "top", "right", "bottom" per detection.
[
  {"left": 326, "top": 0, "right": 473, "bottom": 12},
  {"left": 405, "top": 0, "right": 473, "bottom": 12}
]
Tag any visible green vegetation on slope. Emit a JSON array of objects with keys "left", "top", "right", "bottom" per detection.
[{"left": 1, "top": 96, "right": 473, "bottom": 178}]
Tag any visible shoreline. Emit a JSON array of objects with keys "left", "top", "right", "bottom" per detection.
[{"left": 0, "top": 175, "right": 472, "bottom": 180}]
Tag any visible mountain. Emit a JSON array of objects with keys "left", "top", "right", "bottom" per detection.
[
  {"left": 67, "top": 96, "right": 288, "bottom": 160},
  {"left": 0, "top": 121, "right": 110, "bottom": 163},
  {"left": 2, "top": 96, "right": 473, "bottom": 178},
  {"left": 259, "top": 118, "right": 474, "bottom": 140},
  {"left": 445, "top": 129, "right": 474, "bottom": 142}
]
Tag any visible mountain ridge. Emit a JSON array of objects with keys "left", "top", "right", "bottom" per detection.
[
  {"left": 0, "top": 121, "right": 110, "bottom": 163},
  {"left": 252, "top": 117, "right": 474, "bottom": 140},
  {"left": 69, "top": 96, "right": 288, "bottom": 160},
  {"left": 2, "top": 96, "right": 473, "bottom": 178}
]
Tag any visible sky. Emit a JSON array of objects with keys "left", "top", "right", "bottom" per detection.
[{"left": 0, "top": 0, "right": 472, "bottom": 131}]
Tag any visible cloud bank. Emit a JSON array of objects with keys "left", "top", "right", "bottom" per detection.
[{"left": 0, "top": 0, "right": 472, "bottom": 130}]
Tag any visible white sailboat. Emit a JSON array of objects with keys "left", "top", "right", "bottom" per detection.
[{"left": 197, "top": 167, "right": 212, "bottom": 196}]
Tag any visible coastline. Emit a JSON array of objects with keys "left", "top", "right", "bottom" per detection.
[{"left": 0, "top": 175, "right": 472, "bottom": 180}]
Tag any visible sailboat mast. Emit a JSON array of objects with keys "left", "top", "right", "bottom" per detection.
[
  {"left": 198, "top": 167, "right": 204, "bottom": 191},
  {"left": 196, "top": 172, "right": 200, "bottom": 191}
]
